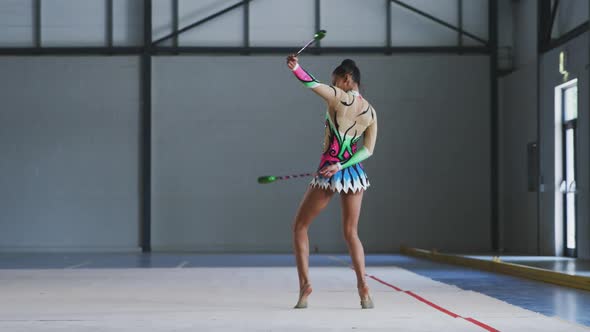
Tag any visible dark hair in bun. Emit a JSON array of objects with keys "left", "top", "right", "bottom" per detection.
[{"left": 332, "top": 59, "right": 361, "bottom": 87}]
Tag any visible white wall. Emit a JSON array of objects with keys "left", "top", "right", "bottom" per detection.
[{"left": 151, "top": 55, "right": 491, "bottom": 253}]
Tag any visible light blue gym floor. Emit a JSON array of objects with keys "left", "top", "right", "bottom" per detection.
[{"left": 1, "top": 253, "right": 589, "bottom": 327}]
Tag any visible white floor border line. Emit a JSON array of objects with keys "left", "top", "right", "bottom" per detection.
[
  {"left": 176, "top": 261, "right": 189, "bottom": 268},
  {"left": 64, "top": 261, "right": 91, "bottom": 269}
]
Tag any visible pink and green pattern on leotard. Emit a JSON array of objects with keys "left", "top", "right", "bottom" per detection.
[
  {"left": 313, "top": 112, "right": 370, "bottom": 193},
  {"left": 292, "top": 64, "right": 321, "bottom": 89},
  {"left": 321, "top": 112, "right": 362, "bottom": 165}
]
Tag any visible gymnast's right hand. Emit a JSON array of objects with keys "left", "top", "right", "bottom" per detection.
[{"left": 286, "top": 54, "right": 298, "bottom": 70}]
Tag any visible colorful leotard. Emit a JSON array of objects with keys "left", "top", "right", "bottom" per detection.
[{"left": 291, "top": 63, "right": 378, "bottom": 193}]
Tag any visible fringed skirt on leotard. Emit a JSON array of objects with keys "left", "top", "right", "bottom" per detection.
[{"left": 310, "top": 162, "right": 370, "bottom": 193}]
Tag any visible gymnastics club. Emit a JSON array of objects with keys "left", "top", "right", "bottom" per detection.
[
  {"left": 295, "top": 30, "right": 327, "bottom": 56},
  {"left": 258, "top": 173, "right": 316, "bottom": 184}
]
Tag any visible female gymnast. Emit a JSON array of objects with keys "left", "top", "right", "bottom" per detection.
[{"left": 287, "top": 55, "right": 378, "bottom": 309}]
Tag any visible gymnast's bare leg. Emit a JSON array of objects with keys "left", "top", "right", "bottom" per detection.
[
  {"left": 292, "top": 186, "right": 334, "bottom": 308},
  {"left": 341, "top": 190, "right": 374, "bottom": 308}
]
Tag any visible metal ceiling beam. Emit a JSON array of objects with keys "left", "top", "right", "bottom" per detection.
[
  {"left": 315, "top": 0, "right": 321, "bottom": 51},
  {"left": 140, "top": 0, "right": 152, "bottom": 253},
  {"left": 547, "top": 0, "right": 560, "bottom": 42},
  {"left": 172, "top": 0, "right": 179, "bottom": 48},
  {"left": 538, "top": 0, "right": 551, "bottom": 52},
  {"left": 458, "top": 0, "right": 463, "bottom": 48},
  {"left": 243, "top": 0, "right": 250, "bottom": 55},
  {"left": 386, "top": 0, "right": 392, "bottom": 53},
  {"left": 34, "top": 0, "right": 41, "bottom": 47},
  {"left": 0, "top": 47, "right": 142, "bottom": 55},
  {"left": 489, "top": 0, "right": 499, "bottom": 252},
  {"left": 0, "top": 46, "right": 490, "bottom": 56},
  {"left": 542, "top": 21, "right": 589, "bottom": 53},
  {"left": 106, "top": 0, "right": 113, "bottom": 48}
]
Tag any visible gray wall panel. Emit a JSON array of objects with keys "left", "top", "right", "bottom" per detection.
[
  {"left": 499, "top": 63, "right": 539, "bottom": 254},
  {"left": 152, "top": 55, "right": 491, "bottom": 253},
  {"left": 0, "top": 57, "right": 140, "bottom": 252}
]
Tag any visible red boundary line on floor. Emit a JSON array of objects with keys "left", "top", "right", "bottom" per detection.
[
  {"left": 368, "top": 274, "right": 402, "bottom": 291},
  {"left": 339, "top": 261, "right": 499, "bottom": 332},
  {"left": 370, "top": 274, "right": 498, "bottom": 331},
  {"left": 404, "top": 290, "right": 459, "bottom": 318}
]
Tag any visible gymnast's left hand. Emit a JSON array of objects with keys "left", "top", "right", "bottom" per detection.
[
  {"left": 286, "top": 54, "right": 298, "bottom": 70},
  {"left": 319, "top": 164, "right": 340, "bottom": 178}
]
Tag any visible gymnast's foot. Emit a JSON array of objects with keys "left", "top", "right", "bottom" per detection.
[
  {"left": 358, "top": 282, "right": 374, "bottom": 309},
  {"left": 294, "top": 283, "right": 313, "bottom": 309}
]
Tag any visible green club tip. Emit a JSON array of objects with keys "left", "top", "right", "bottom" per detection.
[
  {"left": 257, "top": 176, "right": 277, "bottom": 184},
  {"left": 314, "top": 30, "right": 327, "bottom": 40}
]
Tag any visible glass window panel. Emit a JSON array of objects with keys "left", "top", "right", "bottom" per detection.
[
  {"left": 461, "top": 0, "right": 488, "bottom": 46},
  {"left": 320, "top": 0, "right": 387, "bottom": 47},
  {"left": 566, "top": 192, "right": 576, "bottom": 249},
  {"left": 42, "top": 0, "right": 106, "bottom": 46},
  {"left": 250, "top": 0, "right": 314, "bottom": 47},
  {"left": 565, "top": 129, "right": 575, "bottom": 183},
  {"left": 178, "top": 0, "right": 242, "bottom": 47},
  {"left": 113, "top": 0, "right": 144, "bottom": 46},
  {"left": 565, "top": 129, "right": 575, "bottom": 250},
  {"left": 564, "top": 85, "right": 578, "bottom": 121},
  {"left": 391, "top": 0, "right": 458, "bottom": 46},
  {"left": 152, "top": 0, "right": 174, "bottom": 46},
  {"left": 0, "top": 0, "right": 34, "bottom": 47}
]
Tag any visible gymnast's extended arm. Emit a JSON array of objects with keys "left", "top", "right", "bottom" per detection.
[{"left": 287, "top": 55, "right": 341, "bottom": 105}]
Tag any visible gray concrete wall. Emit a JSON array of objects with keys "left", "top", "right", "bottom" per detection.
[
  {"left": 152, "top": 55, "right": 491, "bottom": 253},
  {"left": 499, "top": 63, "right": 539, "bottom": 254},
  {"left": 511, "top": 0, "right": 538, "bottom": 69},
  {"left": 497, "top": 0, "right": 540, "bottom": 255},
  {"left": 0, "top": 57, "right": 141, "bottom": 252}
]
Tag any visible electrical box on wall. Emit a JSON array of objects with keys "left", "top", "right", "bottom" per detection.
[{"left": 527, "top": 142, "right": 539, "bottom": 192}]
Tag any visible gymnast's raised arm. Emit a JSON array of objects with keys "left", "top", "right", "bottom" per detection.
[{"left": 286, "top": 54, "right": 341, "bottom": 106}]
